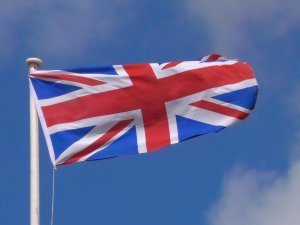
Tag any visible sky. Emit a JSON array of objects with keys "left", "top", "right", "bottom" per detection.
[{"left": 1, "top": 0, "right": 300, "bottom": 225}]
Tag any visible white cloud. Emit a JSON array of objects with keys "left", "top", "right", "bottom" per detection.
[
  {"left": 207, "top": 160, "right": 300, "bottom": 225},
  {"left": 0, "top": 0, "right": 139, "bottom": 61},
  {"left": 186, "top": 0, "right": 300, "bottom": 55}
]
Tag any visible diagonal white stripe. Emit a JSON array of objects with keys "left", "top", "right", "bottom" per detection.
[
  {"left": 36, "top": 66, "right": 132, "bottom": 106},
  {"left": 52, "top": 109, "right": 147, "bottom": 164},
  {"left": 75, "top": 121, "right": 135, "bottom": 164},
  {"left": 204, "top": 98, "right": 251, "bottom": 113},
  {"left": 55, "top": 121, "right": 122, "bottom": 165},
  {"left": 31, "top": 66, "right": 121, "bottom": 80},
  {"left": 48, "top": 110, "right": 140, "bottom": 134},
  {"left": 151, "top": 60, "right": 239, "bottom": 79},
  {"left": 31, "top": 77, "right": 94, "bottom": 89}
]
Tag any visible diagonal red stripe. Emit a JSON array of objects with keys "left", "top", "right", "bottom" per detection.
[
  {"left": 205, "top": 54, "right": 222, "bottom": 62},
  {"left": 161, "top": 62, "right": 182, "bottom": 70},
  {"left": 31, "top": 73, "right": 105, "bottom": 86},
  {"left": 61, "top": 119, "right": 133, "bottom": 165},
  {"left": 191, "top": 100, "right": 249, "bottom": 120}
]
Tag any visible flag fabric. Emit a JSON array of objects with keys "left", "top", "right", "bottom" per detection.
[{"left": 29, "top": 54, "right": 258, "bottom": 166}]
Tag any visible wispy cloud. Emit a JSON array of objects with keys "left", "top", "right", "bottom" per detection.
[
  {"left": 186, "top": 0, "right": 300, "bottom": 55},
  {"left": 185, "top": 0, "right": 300, "bottom": 97},
  {"left": 0, "top": 0, "right": 139, "bottom": 62},
  {"left": 207, "top": 159, "right": 300, "bottom": 225}
]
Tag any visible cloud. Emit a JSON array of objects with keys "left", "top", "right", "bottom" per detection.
[
  {"left": 207, "top": 159, "right": 300, "bottom": 225},
  {"left": 185, "top": 0, "right": 300, "bottom": 96},
  {"left": 0, "top": 0, "right": 139, "bottom": 62},
  {"left": 186, "top": 0, "right": 300, "bottom": 55}
]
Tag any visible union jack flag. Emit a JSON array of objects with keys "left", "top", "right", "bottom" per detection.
[{"left": 29, "top": 54, "right": 258, "bottom": 166}]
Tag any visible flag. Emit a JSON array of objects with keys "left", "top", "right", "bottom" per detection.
[{"left": 29, "top": 54, "right": 258, "bottom": 166}]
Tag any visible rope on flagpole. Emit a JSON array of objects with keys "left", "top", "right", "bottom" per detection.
[{"left": 51, "top": 167, "right": 56, "bottom": 225}]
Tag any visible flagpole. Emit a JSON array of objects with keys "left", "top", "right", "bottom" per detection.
[{"left": 26, "top": 58, "right": 44, "bottom": 225}]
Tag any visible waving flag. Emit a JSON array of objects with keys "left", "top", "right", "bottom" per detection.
[{"left": 29, "top": 54, "right": 258, "bottom": 166}]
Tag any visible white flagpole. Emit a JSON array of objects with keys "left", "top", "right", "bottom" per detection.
[{"left": 26, "top": 58, "right": 44, "bottom": 225}]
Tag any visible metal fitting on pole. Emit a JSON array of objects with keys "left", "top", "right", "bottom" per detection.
[{"left": 26, "top": 58, "right": 44, "bottom": 73}]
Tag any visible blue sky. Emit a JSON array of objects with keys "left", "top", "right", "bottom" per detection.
[{"left": 1, "top": 0, "right": 300, "bottom": 225}]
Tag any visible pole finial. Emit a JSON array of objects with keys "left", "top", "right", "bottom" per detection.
[{"left": 26, "top": 58, "right": 44, "bottom": 70}]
